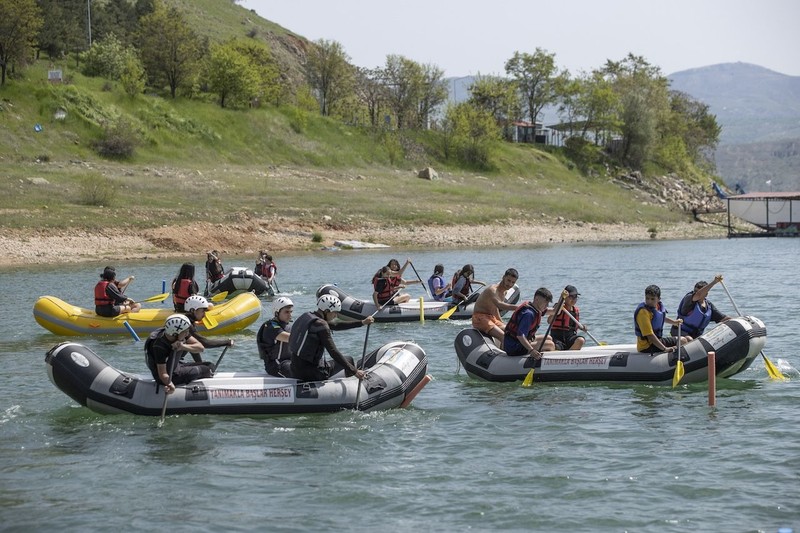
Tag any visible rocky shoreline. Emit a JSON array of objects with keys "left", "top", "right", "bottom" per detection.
[{"left": 0, "top": 216, "right": 731, "bottom": 268}]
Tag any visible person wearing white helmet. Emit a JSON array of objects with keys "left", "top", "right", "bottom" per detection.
[
  {"left": 144, "top": 314, "right": 211, "bottom": 394},
  {"left": 289, "top": 293, "right": 374, "bottom": 382},
  {"left": 256, "top": 296, "right": 294, "bottom": 377},
  {"left": 181, "top": 295, "right": 234, "bottom": 363}
]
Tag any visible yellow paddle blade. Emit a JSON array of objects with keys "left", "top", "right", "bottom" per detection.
[
  {"left": 202, "top": 314, "right": 218, "bottom": 329},
  {"left": 521, "top": 368, "right": 534, "bottom": 387},
  {"left": 141, "top": 292, "right": 170, "bottom": 303},
  {"left": 599, "top": 341, "right": 608, "bottom": 346},
  {"left": 761, "top": 352, "right": 787, "bottom": 381},
  {"left": 672, "top": 360, "right": 685, "bottom": 388},
  {"left": 210, "top": 291, "right": 228, "bottom": 302},
  {"left": 438, "top": 305, "right": 458, "bottom": 320}
]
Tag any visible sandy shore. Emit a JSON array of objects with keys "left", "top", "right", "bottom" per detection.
[{"left": 0, "top": 217, "right": 729, "bottom": 267}]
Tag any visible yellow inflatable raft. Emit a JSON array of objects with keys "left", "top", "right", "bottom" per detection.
[{"left": 33, "top": 292, "right": 261, "bottom": 337}]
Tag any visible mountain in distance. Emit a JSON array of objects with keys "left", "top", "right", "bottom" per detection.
[
  {"left": 667, "top": 62, "right": 800, "bottom": 145},
  {"left": 668, "top": 63, "right": 800, "bottom": 192},
  {"left": 445, "top": 63, "right": 800, "bottom": 191}
]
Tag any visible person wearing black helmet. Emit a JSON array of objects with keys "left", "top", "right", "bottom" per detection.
[{"left": 289, "top": 294, "right": 373, "bottom": 383}]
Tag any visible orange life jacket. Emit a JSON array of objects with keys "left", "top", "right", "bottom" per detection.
[{"left": 551, "top": 305, "right": 579, "bottom": 332}]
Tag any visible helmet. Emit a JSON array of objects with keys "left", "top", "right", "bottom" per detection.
[
  {"left": 185, "top": 295, "right": 210, "bottom": 313},
  {"left": 317, "top": 294, "right": 341, "bottom": 313},
  {"left": 164, "top": 314, "right": 192, "bottom": 337},
  {"left": 272, "top": 296, "right": 294, "bottom": 316}
]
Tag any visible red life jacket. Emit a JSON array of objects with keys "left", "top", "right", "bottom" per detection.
[
  {"left": 505, "top": 302, "right": 542, "bottom": 340},
  {"left": 94, "top": 281, "right": 113, "bottom": 306},
  {"left": 256, "top": 261, "right": 276, "bottom": 278},
  {"left": 373, "top": 274, "right": 400, "bottom": 302},
  {"left": 551, "top": 305, "right": 580, "bottom": 332},
  {"left": 173, "top": 278, "right": 193, "bottom": 306}
]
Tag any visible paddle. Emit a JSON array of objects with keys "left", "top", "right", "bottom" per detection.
[
  {"left": 272, "top": 279, "right": 280, "bottom": 294},
  {"left": 672, "top": 322, "right": 685, "bottom": 387},
  {"left": 437, "top": 287, "right": 481, "bottom": 320},
  {"left": 522, "top": 290, "right": 568, "bottom": 387},
  {"left": 202, "top": 313, "right": 218, "bottom": 330},
  {"left": 210, "top": 291, "right": 228, "bottom": 303},
  {"left": 560, "top": 308, "right": 607, "bottom": 346},
  {"left": 212, "top": 345, "right": 230, "bottom": 373},
  {"left": 141, "top": 292, "right": 170, "bottom": 303},
  {"left": 718, "top": 279, "right": 785, "bottom": 380},
  {"left": 158, "top": 352, "right": 179, "bottom": 428},
  {"left": 409, "top": 261, "right": 429, "bottom": 297},
  {"left": 355, "top": 289, "right": 402, "bottom": 409}
]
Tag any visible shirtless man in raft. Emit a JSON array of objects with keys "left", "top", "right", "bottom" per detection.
[{"left": 471, "top": 268, "right": 519, "bottom": 344}]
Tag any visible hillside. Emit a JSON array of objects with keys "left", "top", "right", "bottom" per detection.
[
  {"left": 0, "top": 0, "right": 735, "bottom": 265},
  {"left": 668, "top": 63, "right": 800, "bottom": 192},
  {"left": 164, "top": 0, "right": 310, "bottom": 88}
]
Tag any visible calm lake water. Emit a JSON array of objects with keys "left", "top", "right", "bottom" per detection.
[{"left": 1, "top": 238, "right": 798, "bottom": 532}]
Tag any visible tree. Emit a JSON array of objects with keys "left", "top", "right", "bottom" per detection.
[
  {"left": 0, "top": 0, "right": 42, "bottom": 85},
  {"left": 383, "top": 54, "right": 422, "bottom": 130},
  {"left": 120, "top": 53, "right": 146, "bottom": 98},
  {"left": 414, "top": 62, "right": 448, "bottom": 129},
  {"left": 138, "top": 2, "right": 203, "bottom": 98},
  {"left": 354, "top": 66, "right": 388, "bottom": 127},
  {"left": 441, "top": 102, "right": 500, "bottom": 168},
  {"left": 207, "top": 40, "right": 260, "bottom": 108},
  {"left": 306, "top": 38, "right": 353, "bottom": 117},
  {"left": 557, "top": 70, "right": 620, "bottom": 143},
  {"left": 80, "top": 33, "right": 136, "bottom": 79},
  {"left": 600, "top": 54, "right": 670, "bottom": 169},
  {"left": 226, "top": 39, "right": 283, "bottom": 107},
  {"left": 468, "top": 74, "right": 521, "bottom": 136},
  {"left": 663, "top": 90, "right": 720, "bottom": 170},
  {"left": 504, "top": 48, "right": 563, "bottom": 126}
]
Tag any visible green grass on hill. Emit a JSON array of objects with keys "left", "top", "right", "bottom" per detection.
[{"left": 0, "top": 60, "right": 686, "bottom": 233}]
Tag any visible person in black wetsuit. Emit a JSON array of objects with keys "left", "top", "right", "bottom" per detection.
[
  {"left": 145, "top": 314, "right": 213, "bottom": 394},
  {"left": 289, "top": 294, "right": 373, "bottom": 383},
  {"left": 180, "top": 295, "right": 234, "bottom": 364},
  {"left": 257, "top": 296, "right": 294, "bottom": 377}
]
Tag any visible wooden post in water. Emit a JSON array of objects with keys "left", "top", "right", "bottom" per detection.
[{"left": 708, "top": 351, "right": 716, "bottom": 407}]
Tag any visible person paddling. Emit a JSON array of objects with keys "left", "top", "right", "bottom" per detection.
[{"left": 94, "top": 265, "right": 141, "bottom": 317}]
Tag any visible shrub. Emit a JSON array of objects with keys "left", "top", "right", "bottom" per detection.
[
  {"left": 564, "top": 137, "right": 603, "bottom": 173},
  {"left": 78, "top": 173, "right": 117, "bottom": 206},
  {"left": 92, "top": 119, "right": 138, "bottom": 159},
  {"left": 311, "top": 232, "right": 323, "bottom": 243}
]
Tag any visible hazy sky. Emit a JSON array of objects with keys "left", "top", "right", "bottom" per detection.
[{"left": 241, "top": 0, "right": 799, "bottom": 77}]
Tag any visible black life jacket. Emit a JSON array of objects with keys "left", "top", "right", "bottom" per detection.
[
  {"left": 288, "top": 311, "right": 325, "bottom": 365},
  {"left": 257, "top": 318, "right": 290, "bottom": 362},
  {"left": 206, "top": 259, "right": 224, "bottom": 281}
]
